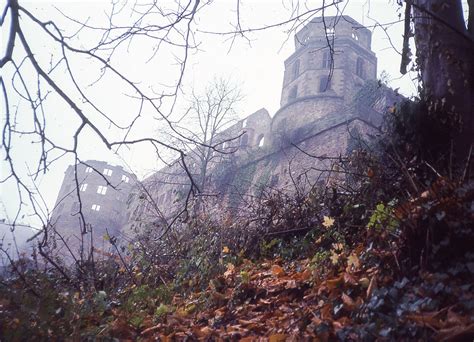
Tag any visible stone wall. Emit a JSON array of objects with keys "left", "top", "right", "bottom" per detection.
[{"left": 123, "top": 15, "right": 402, "bottom": 237}]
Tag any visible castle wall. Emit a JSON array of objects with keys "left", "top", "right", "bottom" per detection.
[
  {"left": 122, "top": 15, "right": 402, "bottom": 237},
  {"left": 223, "top": 118, "right": 379, "bottom": 211}
]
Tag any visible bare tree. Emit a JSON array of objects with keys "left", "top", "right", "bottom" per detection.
[
  {"left": 0, "top": 0, "right": 335, "bottom": 231},
  {"left": 175, "top": 78, "right": 242, "bottom": 193},
  {"left": 2, "top": 0, "right": 471, "bottom": 274}
]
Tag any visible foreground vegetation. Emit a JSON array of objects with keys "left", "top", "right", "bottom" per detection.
[{"left": 1, "top": 104, "right": 474, "bottom": 341}]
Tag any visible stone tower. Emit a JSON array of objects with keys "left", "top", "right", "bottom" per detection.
[
  {"left": 272, "top": 16, "right": 377, "bottom": 143},
  {"left": 50, "top": 160, "right": 136, "bottom": 257}
]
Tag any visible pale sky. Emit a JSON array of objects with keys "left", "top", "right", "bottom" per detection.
[{"left": 3, "top": 0, "right": 460, "bottom": 229}]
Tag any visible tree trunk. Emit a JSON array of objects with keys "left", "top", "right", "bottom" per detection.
[{"left": 413, "top": 0, "right": 474, "bottom": 163}]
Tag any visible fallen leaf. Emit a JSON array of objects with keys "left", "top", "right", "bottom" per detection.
[
  {"left": 342, "top": 293, "right": 356, "bottom": 310},
  {"left": 222, "top": 246, "right": 230, "bottom": 254},
  {"left": 347, "top": 253, "right": 360, "bottom": 269},
  {"left": 321, "top": 303, "right": 333, "bottom": 320},
  {"left": 343, "top": 272, "right": 358, "bottom": 285},
  {"left": 326, "top": 275, "right": 344, "bottom": 290},
  {"left": 330, "top": 251, "right": 340, "bottom": 265},
  {"left": 269, "top": 334, "right": 287, "bottom": 342},
  {"left": 323, "top": 216, "right": 335, "bottom": 228},
  {"left": 271, "top": 264, "right": 285, "bottom": 277},
  {"left": 366, "top": 276, "right": 378, "bottom": 299},
  {"left": 358, "top": 277, "right": 370, "bottom": 288},
  {"left": 224, "top": 263, "right": 235, "bottom": 278},
  {"left": 296, "top": 269, "right": 311, "bottom": 281}
]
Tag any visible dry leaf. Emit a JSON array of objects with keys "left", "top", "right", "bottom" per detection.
[
  {"left": 222, "top": 246, "right": 230, "bottom": 254},
  {"left": 347, "top": 253, "right": 360, "bottom": 269},
  {"left": 330, "top": 251, "right": 340, "bottom": 265},
  {"left": 269, "top": 334, "right": 287, "bottom": 342},
  {"left": 343, "top": 272, "right": 358, "bottom": 285},
  {"left": 271, "top": 264, "right": 285, "bottom": 277},
  {"left": 326, "top": 275, "right": 344, "bottom": 290},
  {"left": 342, "top": 293, "right": 356, "bottom": 310},
  {"left": 224, "top": 263, "right": 235, "bottom": 278},
  {"left": 366, "top": 276, "right": 377, "bottom": 299},
  {"left": 358, "top": 277, "right": 370, "bottom": 288},
  {"left": 322, "top": 216, "right": 335, "bottom": 228}
]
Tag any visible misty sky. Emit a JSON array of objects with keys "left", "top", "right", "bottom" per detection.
[{"left": 2, "top": 0, "right": 467, "bottom": 229}]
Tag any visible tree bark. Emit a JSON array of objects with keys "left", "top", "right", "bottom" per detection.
[{"left": 413, "top": 0, "right": 474, "bottom": 163}]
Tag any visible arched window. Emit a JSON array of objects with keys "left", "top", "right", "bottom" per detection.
[
  {"left": 356, "top": 57, "right": 364, "bottom": 78},
  {"left": 319, "top": 75, "right": 331, "bottom": 92},
  {"left": 240, "top": 133, "right": 249, "bottom": 147},
  {"left": 322, "top": 51, "right": 331, "bottom": 69},
  {"left": 288, "top": 86, "right": 297, "bottom": 100},
  {"left": 242, "top": 118, "right": 247, "bottom": 128},
  {"left": 292, "top": 59, "right": 300, "bottom": 80},
  {"left": 257, "top": 134, "right": 265, "bottom": 147}
]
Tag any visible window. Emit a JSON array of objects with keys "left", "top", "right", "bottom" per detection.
[
  {"left": 326, "top": 27, "right": 335, "bottom": 36},
  {"left": 80, "top": 183, "right": 88, "bottom": 192},
  {"left": 242, "top": 118, "right": 247, "bottom": 128},
  {"left": 91, "top": 204, "right": 101, "bottom": 211},
  {"left": 352, "top": 31, "right": 359, "bottom": 41},
  {"left": 319, "top": 76, "right": 331, "bottom": 92},
  {"left": 122, "top": 175, "right": 130, "bottom": 183},
  {"left": 240, "top": 133, "right": 249, "bottom": 147},
  {"left": 292, "top": 59, "right": 300, "bottom": 80},
  {"left": 257, "top": 135, "right": 265, "bottom": 147},
  {"left": 103, "top": 168, "right": 113, "bottom": 176},
  {"left": 97, "top": 185, "right": 107, "bottom": 195},
  {"left": 85, "top": 167, "right": 92, "bottom": 173},
  {"left": 288, "top": 86, "right": 297, "bottom": 100},
  {"left": 322, "top": 51, "right": 331, "bottom": 69},
  {"left": 356, "top": 57, "right": 364, "bottom": 78}
]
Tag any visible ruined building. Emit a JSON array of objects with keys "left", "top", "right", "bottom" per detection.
[
  {"left": 51, "top": 16, "right": 399, "bottom": 242},
  {"left": 50, "top": 161, "right": 136, "bottom": 256},
  {"left": 125, "top": 15, "right": 399, "bottom": 235}
]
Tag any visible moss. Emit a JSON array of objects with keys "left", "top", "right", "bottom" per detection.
[{"left": 228, "top": 162, "right": 258, "bottom": 210}]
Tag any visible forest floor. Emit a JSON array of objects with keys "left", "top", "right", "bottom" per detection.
[{"left": 1, "top": 166, "right": 474, "bottom": 340}]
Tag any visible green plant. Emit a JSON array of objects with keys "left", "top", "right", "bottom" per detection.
[
  {"left": 154, "top": 304, "right": 170, "bottom": 319},
  {"left": 367, "top": 202, "right": 398, "bottom": 231},
  {"left": 310, "top": 250, "right": 330, "bottom": 268}
]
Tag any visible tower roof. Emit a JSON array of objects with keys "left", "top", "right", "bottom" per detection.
[{"left": 294, "top": 15, "right": 372, "bottom": 51}]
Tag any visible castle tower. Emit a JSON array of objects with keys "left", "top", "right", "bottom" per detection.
[
  {"left": 50, "top": 160, "right": 136, "bottom": 258},
  {"left": 272, "top": 16, "right": 377, "bottom": 143}
]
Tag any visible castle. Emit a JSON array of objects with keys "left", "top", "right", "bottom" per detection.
[
  {"left": 50, "top": 160, "right": 136, "bottom": 257},
  {"left": 51, "top": 16, "right": 399, "bottom": 246}
]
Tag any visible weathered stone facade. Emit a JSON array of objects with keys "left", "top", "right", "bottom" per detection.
[
  {"left": 124, "top": 15, "right": 401, "bottom": 235},
  {"left": 50, "top": 160, "right": 136, "bottom": 256}
]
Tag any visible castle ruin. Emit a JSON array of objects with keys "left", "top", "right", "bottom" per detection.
[{"left": 51, "top": 16, "right": 399, "bottom": 243}]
